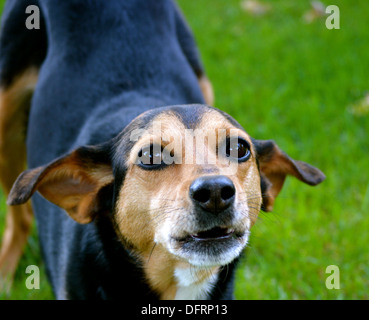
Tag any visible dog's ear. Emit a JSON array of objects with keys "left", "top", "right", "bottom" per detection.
[
  {"left": 7, "top": 145, "right": 114, "bottom": 224},
  {"left": 253, "top": 139, "right": 325, "bottom": 212}
]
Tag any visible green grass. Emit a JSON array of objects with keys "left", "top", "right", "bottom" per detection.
[{"left": 1, "top": 0, "right": 368, "bottom": 299}]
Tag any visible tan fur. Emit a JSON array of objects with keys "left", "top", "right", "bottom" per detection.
[
  {"left": 0, "top": 68, "right": 38, "bottom": 285},
  {"left": 115, "top": 109, "right": 262, "bottom": 299},
  {"left": 9, "top": 151, "right": 114, "bottom": 224},
  {"left": 258, "top": 146, "right": 300, "bottom": 212},
  {"left": 198, "top": 75, "right": 214, "bottom": 106}
]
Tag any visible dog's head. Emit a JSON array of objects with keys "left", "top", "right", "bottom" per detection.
[{"left": 8, "top": 104, "right": 325, "bottom": 292}]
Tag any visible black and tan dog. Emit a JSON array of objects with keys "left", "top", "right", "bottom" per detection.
[{"left": 0, "top": 0, "right": 325, "bottom": 299}]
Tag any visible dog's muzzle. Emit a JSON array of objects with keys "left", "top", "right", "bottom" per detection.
[{"left": 166, "top": 175, "right": 249, "bottom": 267}]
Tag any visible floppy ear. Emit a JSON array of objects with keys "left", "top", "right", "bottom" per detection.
[
  {"left": 253, "top": 139, "right": 325, "bottom": 212},
  {"left": 7, "top": 145, "right": 114, "bottom": 224}
]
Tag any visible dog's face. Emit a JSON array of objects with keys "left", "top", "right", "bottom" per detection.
[
  {"left": 8, "top": 104, "right": 325, "bottom": 293},
  {"left": 114, "top": 105, "right": 262, "bottom": 267}
]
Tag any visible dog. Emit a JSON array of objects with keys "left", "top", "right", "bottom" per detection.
[{"left": 0, "top": 0, "right": 325, "bottom": 299}]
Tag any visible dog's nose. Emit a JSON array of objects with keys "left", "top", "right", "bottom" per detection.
[{"left": 190, "top": 176, "right": 235, "bottom": 214}]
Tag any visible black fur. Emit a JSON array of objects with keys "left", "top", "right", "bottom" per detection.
[{"left": 0, "top": 0, "right": 47, "bottom": 87}]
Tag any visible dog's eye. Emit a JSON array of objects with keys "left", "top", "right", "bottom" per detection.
[
  {"left": 226, "top": 138, "right": 251, "bottom": 162},
  {"left": 138, "top": 144, "right": 164, "bottom": 169}
]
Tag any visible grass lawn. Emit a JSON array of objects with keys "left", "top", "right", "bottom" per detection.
[{"left": 1, "top": 0, "right": 368, "bottom": 299}]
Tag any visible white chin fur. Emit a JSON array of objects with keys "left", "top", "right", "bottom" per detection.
[{"left": 167, "top": 231, "right": 250, "bottom": 268}]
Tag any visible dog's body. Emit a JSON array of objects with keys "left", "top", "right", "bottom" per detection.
[{"left": 0, "top": 0, "right": 325, "bottom": 300}]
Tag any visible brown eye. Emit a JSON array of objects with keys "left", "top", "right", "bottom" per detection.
[
  {"left": 138, "top": 144, "right": 165, "bottom": 169},
  {"left": 226, "top": 138, "right": 251, "bottom": 162}
]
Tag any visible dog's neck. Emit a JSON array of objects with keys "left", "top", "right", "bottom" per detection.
[
  {"left": 173, "top": 265, "right": 219, "bottom": 300},
  {"left": 141, "top": 244, "right": 220, "bottom": 300},
  {"left": 96, "top": 217, "right": 219, "bottom": 300}
]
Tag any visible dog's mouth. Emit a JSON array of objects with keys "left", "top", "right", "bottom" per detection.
[
  {"left": 174, "top": 225, "right": 247, "bottom": 246},
  {"left": 179, "top": 227, "right": 236, "bottom": 242},
  {"left": 169, "top": 225, "right": 248, "bottom": 267}
]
